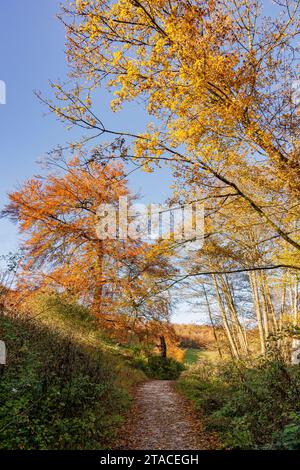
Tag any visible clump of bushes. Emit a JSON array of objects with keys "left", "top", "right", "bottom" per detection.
[
  {"left": 178, "top": 359, "right": 300, "bottom": 449},
  {"left": 126, "top": 340, "right": 185, "bottom": 380},
  {"left": 139, "top": 355, "right": 185, "bottom": 380}
]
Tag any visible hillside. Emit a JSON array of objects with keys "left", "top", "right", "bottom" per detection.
[
  {"left": 174, "top": 323, "right": 223, "bottom": 350},
  {"left": 0, "top": 294, "right": 145, "bottom": 450}
]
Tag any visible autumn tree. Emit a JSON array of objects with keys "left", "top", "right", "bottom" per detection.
[
  {"left": 3, "top": 150, "right": 182, "bottom": 358},
  {"left": 1, "top": 149, "right": 146, "bottom": 317},
  {"left": 24, "top": 0, "right": 300, "bottom": 360},
  {"left": 42, "top": 0, "right": 299, "bottom": 262},
  {"left": 161, "top": 189, "right": 299, "bottom": 358}
]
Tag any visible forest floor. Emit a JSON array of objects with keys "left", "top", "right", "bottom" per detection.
[{"left": 116, "top": 380, "right": 219, "bottom": 450}]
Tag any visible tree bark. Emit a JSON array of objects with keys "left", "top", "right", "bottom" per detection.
[
  {"left": 202, "top": 284, "right": 223, "bottom": 359},
  {"left": 93, "top": 240, "right": 104, "bottom": 314},
  {"left": 249, "top": 271, "right": 266, "bottom": 355},
  {"left": 212, "top": 274, "right": 239, "bottom": 359},
  {"left": 159, "top": 335, "right": 167, "bottom": 359},
  {"left": 220, "top": 274, "right": 249, "bottom": 355}
]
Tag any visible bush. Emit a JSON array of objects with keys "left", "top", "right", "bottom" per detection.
[
  {"left": 144, "top": 355, "right": 185, "bottom": 380},
  {"left": 178, "top": 359, "right": 300, "bottom": 449},
  {"left": 273, "top": 412, "right": 300, "bottom": 449}
]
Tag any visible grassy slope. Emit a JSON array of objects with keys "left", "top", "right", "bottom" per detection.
[
  {"left": 0, "top": 294, "right": 145, "bottom": 450},
  {"left": 179, "top": 329, "right": 300, "bottom": 449},
  {"left": 184, "top": 348, "right": 222, "bottom": 365},
  {"left": 178, "top": 359, "right": 300, "bottom": 449},
  {"left": 184, "top": 348, "right": 201, "bottom": 364}
]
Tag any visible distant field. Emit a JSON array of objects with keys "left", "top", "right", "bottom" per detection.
[
  {"left": 184, "top": 348, "right": 201, "bottom": 364},
  {"left": 184, "top": 348, "right": 221, "bottom": 364}
]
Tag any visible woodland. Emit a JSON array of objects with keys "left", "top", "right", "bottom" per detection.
[{"left": 1, "top": 0, "right": 300, "bottom": 450}]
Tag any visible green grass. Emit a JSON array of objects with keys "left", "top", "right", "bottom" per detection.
[
  {"left": 198, "top": 350, "right": 221, "bottom": 361},
  {"left": 184, "top": 348, "right": 220, "bottom": 364},
  {"left": 184, "top": 348, "right": 202, "bottom": 364}
]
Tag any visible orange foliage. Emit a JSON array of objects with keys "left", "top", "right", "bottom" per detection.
[
  {"left": 2, "top": 155, "right": 143, "bottom": 315},
  {"left": 2, "top": 152, "right": 179, "bottom": 350}
]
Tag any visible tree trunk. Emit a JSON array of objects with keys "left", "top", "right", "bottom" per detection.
[
  {"left": 93, "top": 240, "right": 104, "bottom": 314},
  {"left": 290, "top": 272, "right": 299, "bottom": 326},
  {"left": 249, "top": 271, "right": 266, "bottom": 355},
  {"left": 258, "top": 271, "right": 270, "bottom": 342},
  {"left": 212, "top": 274, "right": 239, "bottom": 359},
  {"left": 202, "top": 284, "right": 223, "bottom": 359},
  {"left": 262, "top": 272, "right": 278, "bottom": 332},
  {"left": 220, "top": 274, "right": 249, "bottom": 355},
  {"left": 159, "top": 335, "right": 167, "bottom": 359},
  {"left": 279, "top": 271, "right": 287, "bottom": 330}
]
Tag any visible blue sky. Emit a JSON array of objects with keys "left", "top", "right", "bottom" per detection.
[{"left": 0, "top": 1, "right": 172, "bottom": 252}]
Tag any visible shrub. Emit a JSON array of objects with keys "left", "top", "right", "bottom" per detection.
[
  {"left": 273, "top": 412, "right": 300, "bottom": 449},
  {"left": 144, "top": 355, "right": 185, "bottom": 380},
  {"left": 178, "top": 359, "right": 300, "bottom": 449}
]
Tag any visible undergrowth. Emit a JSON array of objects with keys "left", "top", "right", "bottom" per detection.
[
  {"left": 178, "top": 358, "right": 300, "bottom": 449},
  {"left": 0, "top": 294, "right": 145, "bottom": 449}
]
